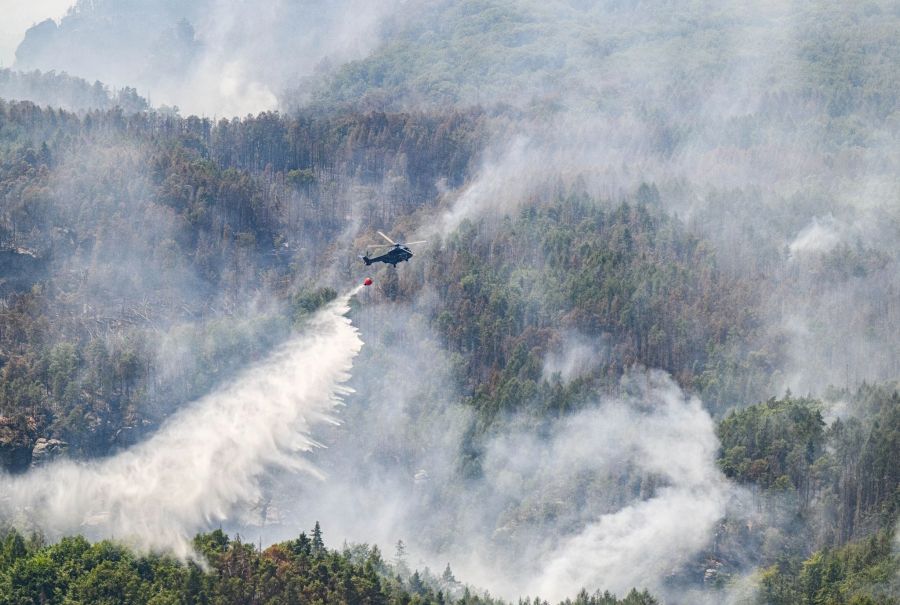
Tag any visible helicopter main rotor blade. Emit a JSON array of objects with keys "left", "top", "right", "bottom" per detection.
[
  {"left": 366, "top": 244, "right": 395, "bottom": 249},
  {"left": 377, "top": 231, "right": 396, "bottom": 245},
  {"left": 404, "top": 240, "right": 427, "bottom": 245}
]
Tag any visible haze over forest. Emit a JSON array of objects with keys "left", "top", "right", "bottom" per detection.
[{"left": 0, "top": 1, "right": 897, "bottom": 604}]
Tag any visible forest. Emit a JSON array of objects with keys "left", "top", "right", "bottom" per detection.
[
  {"left": 0, "top": 522, "right": 668, "bottom": 605},
  {"left": 0, "top": 0, "right": 898, "bottom": 603}
]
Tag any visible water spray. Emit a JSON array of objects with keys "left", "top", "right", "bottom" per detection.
[{"left": 0, "top": 288, "right": 365, "bottom": 557}]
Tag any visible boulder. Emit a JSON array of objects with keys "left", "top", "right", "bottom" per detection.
[{"left": 30, "top": 437, "right": 68, "bottom": 467}]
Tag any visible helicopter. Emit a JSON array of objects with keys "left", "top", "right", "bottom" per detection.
[{"left": 360, "top": 231, "right": 426, "bottom": 267}]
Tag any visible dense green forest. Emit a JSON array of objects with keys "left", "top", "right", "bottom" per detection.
[
  {"left": 755, "top": 531, "right": 898, "bottom": 605},
  {"left": 0, "top": 524, "right": 660, "bottom": 605},
  {"left": 0, "top": 0, "right": 898, "bottom": 603},
  {"left": 708, "top": 387, "right": 900, "bottom": 599},
  {"left": 717, "top": 386, "right": 900, "bottom": 544}
]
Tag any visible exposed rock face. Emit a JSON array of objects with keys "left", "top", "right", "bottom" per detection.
[
  {"left": 13, "top": 18, "right": 59, "bottom": 69},
  {"left": 30, "top": 437, "right": 68, "bottom": 467}
]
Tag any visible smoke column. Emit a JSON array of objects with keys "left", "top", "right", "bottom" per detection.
[{"left": 0, "top": 288, "right": 364, "bottom": 557}]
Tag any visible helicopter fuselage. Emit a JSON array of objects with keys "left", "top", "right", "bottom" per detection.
[{"left": 362, "top": 245, "right": 413, "bottom": 266}]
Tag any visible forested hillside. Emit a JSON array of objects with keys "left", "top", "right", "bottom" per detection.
[
  {"left": 0, "top": 0, "right": 898, "bottom": 603},
  {"left": 718, "top": 385, "right": 900, "bottom": 545},
  {"left": 0, "top": 101, "right": 483, "bottom": 468},
  {"left": 0, "top": 100, "right": 790, "bottom": 472}
]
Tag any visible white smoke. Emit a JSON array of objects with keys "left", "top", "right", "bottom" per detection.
[
  {"left": 438, "top": 117, "right": 661, "bottom": 235},
  {"left": 788, "top": 214, "right": 845, "bottom": 257},
  {"left": 0, "top": 289, "right": 363, "bottom": 557},
  {"left": 542, "top": 331, "right": 613, "bottom": 383},
  {"left": 180, "top": 0, "right": 396, "bottom": 116},
  {"left": 517, "top": 371, "right": 730, "bottom": 600}
]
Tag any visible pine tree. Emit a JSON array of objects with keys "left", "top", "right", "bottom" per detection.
[
  {"left": 292, "top": 532, "right": 311, "bottom": 557},
  {"left": 409, "top": 570, "right": 425, "bottom": 595},
  {"left": 0, "top": 530, "right": 27, "bottom": 572},
  {"left": 393, "top": 540, "right": 409, "bottom": 578},
  {"left": 311, "top": 522, "right": 324, "bottom": 556}
]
